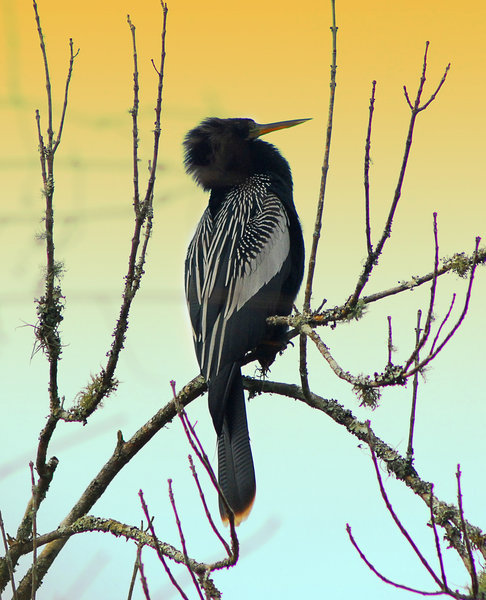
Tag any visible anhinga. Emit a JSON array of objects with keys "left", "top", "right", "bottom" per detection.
[{"left": 184, "top": 117, "right": 308, "bottom": 525}]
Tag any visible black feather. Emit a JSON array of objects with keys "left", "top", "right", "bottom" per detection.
[{"left": 184, "top": 117, "right": 306, "bottom": 524}]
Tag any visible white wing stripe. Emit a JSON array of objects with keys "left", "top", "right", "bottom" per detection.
[{"left": 186, "top": 174, "right": 291, "bottom": 378}]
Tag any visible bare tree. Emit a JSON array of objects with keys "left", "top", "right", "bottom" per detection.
[{"left": 1, "top": 1, "right": 485, "bottom": 599}]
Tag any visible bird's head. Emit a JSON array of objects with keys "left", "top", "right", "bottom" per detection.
[{"left": 184, "top": 117, "right": 310, "bottom": 190}]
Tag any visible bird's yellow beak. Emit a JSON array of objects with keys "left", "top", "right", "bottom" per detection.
[{"left": 248, "top": 118, "right": 311, "bottom": 139}]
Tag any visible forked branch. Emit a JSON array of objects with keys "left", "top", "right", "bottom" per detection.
[{"left": 347, "top": 43, "right": 451, "bottom": 311}]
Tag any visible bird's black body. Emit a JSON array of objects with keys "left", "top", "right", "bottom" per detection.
[{"left": 184, "top": 117, "right": 306, "bottom": 524}]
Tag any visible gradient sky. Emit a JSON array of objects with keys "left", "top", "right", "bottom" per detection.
[{"left": 1, "top": 1, "right": 485, "bottom": 598}]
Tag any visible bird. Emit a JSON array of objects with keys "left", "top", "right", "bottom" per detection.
[{"left": 184, "top": 117, "right": 308, "bottom": 525}]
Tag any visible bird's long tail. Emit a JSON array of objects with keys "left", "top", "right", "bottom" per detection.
[{"left": 209, "top": 363, "right": 256, "bottom": 525}]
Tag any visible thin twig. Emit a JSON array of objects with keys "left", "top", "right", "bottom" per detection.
[
  {"left": 67, "top": 1, "right": 168, "bottom": 424},
  {"left": 364, "top": 80, "right": 376, "bottom": 256},
  {"left": 126, "top": 543, "right": 140, "bottom": 600},
  {"left": 171, "top": 382, "right": 239, "bottom": 569},
  {"left": 145, "top": 2, "right": 168, "bottom": 211},
  {"left": 403, "top": 237, "right": 481, "bottom": 379},
  {"left": 139, "top": 490, "right": 189, "bottom": 600},
  {"left": 188, "top": 456, "right": 231, "bottom": 557},
  {"left": 430, "top": 294, "right": 455, "bottom": 355},
  {"left": 347, "top": 44, "right": 450, "bottom": 310},
  {"left": 367, "top": 428, "right": 444, "bottom": 589},
  {"left": 29, "top": 463, "right": 37, "bottom": 600},
  {"left": 127, "top": 15, "right": 141, "bottom": 212},
  {"left": 301, "top": 325, "right": 354, "bottom": 384},
  {"left": 33, "top": 0, "right": 64, "bottom": 415},
  {"left": 428, "top": 485, "right": 448, "bottom": 590},
  {"left": 53, "top": 38, "right": 79, "bottom": 152},
  {"left": 303, "top": 0, "right": 338, "bottom": 311},
  {"left": 456, "top": 466, "right": 478, "bottom": 596},
  {"left": 299, "top": 333, "right": 311, "bottom": 398},
  {"left": 346, "top": 525, "right": 443, "bottom": 596},
  {"left": 417, "top": 59, "right": 451, "bottom": 112},
  {"left": 137, "top": 545, "right": 152, "bottom": 600},
  {"left": 387, "top": 315, "right": 393, "bottom": 365},
  {"left": 404, "top": 213, "right": 440, "bottom": 372},
  {"left": 167, "top": 480, "right": 204, "bottom": 600},
  {"left": 406, "top": 309, "right": 422, "bottom": 463},
  {"left": 32, "top": 0, "right": 53, "bottom": 144},
  {"left": 0, "top": 511, "right": 17, "bottom": 599}
]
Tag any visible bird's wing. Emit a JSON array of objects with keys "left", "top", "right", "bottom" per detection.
[{"left": 185, "top": 191, "right": 291, "bottom": 381}]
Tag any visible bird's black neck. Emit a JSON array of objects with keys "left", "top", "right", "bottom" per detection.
[{"left": 206, "top": 139, "right": 293, "bottom": 215}]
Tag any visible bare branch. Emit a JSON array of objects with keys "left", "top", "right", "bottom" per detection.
[
  {"left": 428, "top": 485, "right": 448, "bottom": 590},
  {"left": 430, "top": 294, "right": 456, "bottom": 355},
  {"left": 346, "top": 44, "right": 450, "bottom": 310},
  {"left": 456, "top": 466, "right": 478, "bottom": 596},
  {"left": 13, "top": 515, "right": 205, "bottom": 572},
  {"left": 386, "top": 315, "right": 393, "bottom": 365},
  {"left": 29, "top": 463, "right": 38, "bottom": 600},
  {"left": 171, "top": 382, "right": 239, "bottom": 569},
  {"left": 32, "top": 0, "right": 53, "bottom": 144},
  {"left": 364, "top": 80, "right": 376, "bottom": 256},
  {"left": 139, "top": 491, "right": 189, "bottom": 600},
  {"left": 136, "top": 545, "right": 152, "bottom": 600},
  {"left": 265, "top": 245, "right": 486, "bottom": 333},
  {"left": 63, "top": 1, "right": 168, "bottom": 424},
  {"left": 127, "top": 15, "right": 141, "bottom": 212},
  {"left": 403, "top": 236, "right": 481, "bottom": 379},
  {"left": 145, "top": 2, "right": 168, "bottom": 210},
  {"left": 0, "top": 510, "right": 17, "bottom": 599},
  {"left": 168, "top": 480, "right": 204, "bottom": 599},
  {"left": 403, "top": 213, "right": 440, "bottom": 372},
  {"left": 367, "top": 428, "right": 444, "bottom": 589},
  {"left": 11, "top": 373, "right": 205, "bottom": 598},
  {"left": 299, "top": 332, "right": 311, "bottom": 398},
  {"left": 406, "top": 309, "right": 422, "bottom": 463},
  {"left": 187, "top": 456, "right": 231, "bottom": 557},
  {"left": 418, "top": 60, "right": 451, "bottom": 112},
  {"left": 53, "top": 38, "right": 79, "bottom": 152},
  {"left": 243, "top": 376, "right": 486, "bottom": 562},
  {"left": 346, "top": 524, "right": 444, "bottom": 596},
  {"left": 127, "top": 543, "right": 140, "bottom": 600},
  {"left": 303, "top": 0, "right": 338, "bottom": 311},
  {"left": 301, "top": 325, "right": 354, "bottom": 384}
]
